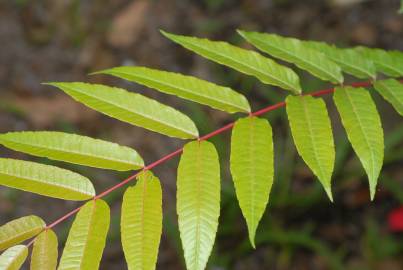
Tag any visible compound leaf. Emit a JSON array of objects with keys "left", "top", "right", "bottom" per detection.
[
  {"left": 95, "top": 66, "right": 251, "bottom": 113},
  {"left": 230, "top": 117, "right": 273, "bottom": 248},
  {"left": 121, "top": 171, "right": 162, "bottom": 270},
  {"left": 46, "top": 82, "right": 198, "bottom": 139},
  {"left": 0, "top": 215, "right": 45, "bottom": 251},
  {"left": 356, "top": 47, "right": 403, "bottom": 77},
  {"left": 0, "top": 158, "right": 95, "bottom": 201},
  {"left": 305, "top": 41, "right": 376, "bottom": 79},
  {"left": 58, "top": 199, "right": 110, "bottom": 270},
  {"left": 373, "top": 79, "right": 403, "bottom": 116},
  {"left": 0, "top": 131, "right": 144, "bottom": 171},
  {"left": 239, "top": 31, "right": 344, "bottom": 84},
  {"left": 333, "top": 87, "right": 384, "bottom": 200},
  {"left": 161, "top": 31, "right": 301, "bottom": 94},
  {"left": 0, "top": 245, "right": 28, "bottom": 270},
  {"left": 31, "top": 229, "right": 58, "bottom": 270},
  {"left": 286, "top": 95, "right": 335, "bottom": 201},
  {"left": 177, "top": 141, "right": 220, "bottom": 270}
]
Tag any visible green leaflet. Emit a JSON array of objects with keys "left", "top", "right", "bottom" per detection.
[
  {"left": 95, "top": 66, "right": 251, "bottom": 114},
  {"left": 355, "top": 47, "right": 403, "bottom": 77},
  {"left": 177, "top": 141, "right": 220, "bottom": 270},
  {"left": 46, "top": 82, "right": 199, "bottom": 139},
  {"left": 0, "top": 131, "right": 144, "bottom": 171},
  {"left": 31, "top": 229, "right": 58, "bottom": 270},
  {"left": 304, "top": 41, "right": 376, "bottom": 79},
  {"left": 58, "top": 199, "right": 110, "bottom": 270},
  {"left": 333, "top": 87, "right": 384, "bottom": 200},
  {"left": 121, "top": 171, "right": 162, "bottom": 270},
  {"left": 0, "top": 158, "right": 95, "bottom": 201},
  {"left": 373, "top": 79, "right": 403, "bottom": 116},
  {"left": 0, "top": 215, "right": 45, "bottom": 251},
  {"left": 0, "top": 245, "right": 28, "bottom": 270},
  {"left": 239, "top": 31, "right": 344, "bottom": 84},
  {"left": 161, "top": 31, "right": 301, "bottom": 94},
  {"left": 286, "top": 95, "right": 335, "bottom": 201},
  {"left": 230, "top": 117, "right": 273, "bottom": 248},
  {"left": 400, "top": 0, "right": 403, "bottom": 13}
]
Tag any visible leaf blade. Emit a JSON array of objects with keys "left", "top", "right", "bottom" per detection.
[
  {"left": 0, "top": 131, "right": 144, "bottom": 171},
  {"left": 121, "top": 171, "right": 162, "bottom": 270},
  {"left": 373, "top": 79, "right": 403, "bottom": 116},
  {"left": 46, "top": 82, "right": 199, "bottom": 139},
  {"left": 0, "top": 158, "right": 95, "bottom": 201},
  {"left": 355, "top": 47, "right": 403, "bottom": 77},
  {"left": 239, "top": 31, "right": 344, "bottom": 84},
  {"left": 0, "top": 215, "right": 45, "bottom": 251},
  {"left": 31, "top": 229, "right": 58, "bottom": 270},
  {"left": 177, "top": 141, "right": 220, "bottom": 270},
  {"left": 0, "top": 245, "right": 28, "bottom": 270},
  {"left": 230, "top": 117, "right": 274, "bottom": 248},
  {"left": 333, "top": 87, "right": 384, "bottom": 199},
  {"left": 286, "top": 95, "right": 335, "bottom": 201},
  {"left": 304, "top": 41, "right": 376, "bottom": 79},
  {"left": 161, "top": 31, "right": 301, "bottom": 94},
  {"left": 95, "top": 66, "right": 251, "bottom": 113},
  {"left": 58, "top": 199, "right": 110, "bottom": 270}
]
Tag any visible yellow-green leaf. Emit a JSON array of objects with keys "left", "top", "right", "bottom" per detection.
[
  {"left": 177, "top": 141, "right": 220, "bottom": 270},
  {"left": 0, "top": 215, "right": 45, "bottom": 251},
  {"left": 0, "top": 131, "right": 144, "bottom": 171},
  {"left": 121, "top": 171, "right": 162, "bottom": 270},
  {"left": 230, "top": 117, "right": 273, "bottom": 248},
  {"left": 304, "top": 41, "right": 376, "bottom": 79},
  {"left": 333, "top": 87, "right": 384, "bottom": 200},
  {"left": 0, "top": 158, "right": 95, "bottom": 201},
  {"left": 239, "top": 31, "right": 344, "bottom": 84},
  {"left": 373, "top": 79, "right": 403, "bottom": 116},
  {"left": 95, "top": 66, "right": 251, "bottom": 113},
  {"left": 355, "top": 47, "right": 403, "bottom": 77},
  {"left": 161, "top": 31, "right": 301, "bottom": 94},
  {"left": 286, "top": 95, "right": 335, "bottom": 201},
  {"left": 31, "top": 229, "right": 58, "bottom": 270},
  {"left": 46, "top": 82, "right": 198, "bottom": 139},
  {"left": 58, "top": 199, "right": 110, "bottom": 270},
  {"left": 0, "top": 245, "right": 28, "bottom": 270}
]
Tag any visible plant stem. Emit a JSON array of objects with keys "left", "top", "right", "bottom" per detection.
[{"left": 43, "top": 80, "right": 376, "bottom": 231}]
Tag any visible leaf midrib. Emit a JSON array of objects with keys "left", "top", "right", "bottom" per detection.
[
  {"left": 0, "top": 138, "right": 138, "bottom": 168},
  {"left": 66, "top": 88, "right": 196, "bottom": 138},
  {"left": 251, "top": 36, "right": 341, "bottom": 83},
  {"left": 343, "top": 90, "right": 376, "bottom": 180},
  {"left": 179, "top": 39, "right": 299, "bottom": 92},
  {"left": 111, "top": 69, "right": 248, "bottom": 112}
]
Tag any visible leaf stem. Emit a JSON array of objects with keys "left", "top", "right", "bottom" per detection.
[{"left": 42, "top": 80, "right": 379, "bottom": 231}]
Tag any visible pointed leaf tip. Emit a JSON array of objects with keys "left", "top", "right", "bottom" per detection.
[{"left": 230, "top": 117, "right": 273, "bottom": 248}]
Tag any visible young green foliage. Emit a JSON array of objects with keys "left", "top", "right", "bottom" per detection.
[
  {"left": 177, "top": 141, "right": 220, "bottom": 270},
  {"left": 161, "top": 31, "right": 302, "bottom": 94},
  {"left": 230, "top": 117, "right": 273, "bottom": 248},
  {"left": 121, "top": 171, "right": 162, "bottom": 270},
  {"left": 0, "top": 245, "right": 28, "bottom": 270},
  {"left": 0, "top": 131, "right": 144, "bottom": 171},
  {"left": 333, "top": 87, "right": 384, "bottom": 200},
  {"left": 304, "top": 41, "right": 376, "bottom": 79},
  {"left": 46, "top": 82, "right": 199, "bottom": 139},
  {"left": 95, "top": 66, "right": 251, "bottom": 114},
  {"left": 239, "top": 31, "right": 344, "bottom": 84},
  {"left": 373, "top": 79, "right": 403, "bottom": 116},
  {"left": 31, "top": 229, "right": 58, "bottom": 270},
  {"left": 355, "top": 47, "right": 403, "bottom": 77},
  {"left": 0, "top": 215, "right": 45, "bottom": 251},
  {"left": 0, "top": 158, "right": 95, "bottom": 201},
  {"left": 58, "top": 200, "right": 110, "bottom": 270},
  {"left": 286, "top": 95, "right": 335, "bottom": 201}
]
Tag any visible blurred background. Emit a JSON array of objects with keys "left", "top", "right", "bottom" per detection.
[{"left": 1, "top": 0, "right": 403, "bottom": 269}]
